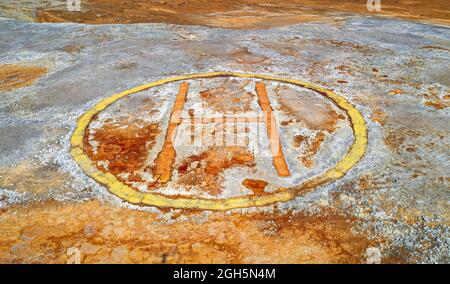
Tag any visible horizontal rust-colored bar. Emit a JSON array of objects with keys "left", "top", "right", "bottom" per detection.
[{"left": 174, "top": 116, "right": 265, "bottom": 124}]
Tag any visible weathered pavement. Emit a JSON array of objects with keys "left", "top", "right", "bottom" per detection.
[{"left": 0, "top": 14, "right": 449, "bottom": 263}]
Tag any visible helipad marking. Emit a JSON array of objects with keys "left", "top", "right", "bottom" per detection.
[
  {"left": 153, "top": 80, "right": 290, "bottom": 183},
  {"left": 70, "top": 72, "right": 367, "bottom": 210}
]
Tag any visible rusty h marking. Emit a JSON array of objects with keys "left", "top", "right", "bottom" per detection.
[{"left": 153, "top": 80, "right": 291, "bottom": 183}]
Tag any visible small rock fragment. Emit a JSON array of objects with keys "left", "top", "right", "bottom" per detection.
[{"left": 242, "top": 179, "right": 268, "bottom": 195}]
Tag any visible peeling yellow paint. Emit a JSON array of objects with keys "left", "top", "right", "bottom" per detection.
[{"left": 70, "top": 72, "right": 367, "bottom": 210}]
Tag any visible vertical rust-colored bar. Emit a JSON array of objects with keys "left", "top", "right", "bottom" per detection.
[
  {"left": 255, "top": 82, "right": 291, "bottom": 177},
  {"left": 152, "top": 82, "right": 189, "bottom": 183}
]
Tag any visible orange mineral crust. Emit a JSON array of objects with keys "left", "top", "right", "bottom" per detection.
[
  {"left": 83, "top": 120, "right": 160, "bottom": 179},
  {"left": 176, "top": 146, "right": 255, "bottom": 196},
  {"left": 30, "top": 0, "right": 450, "bottom": 28},
  {"left": 242, "top": 179, "right": 268, "bottom": 195},
  {"left": 0, "top": 200, "right": 382, "bottom": 264},
  {"left": 0, "top": 64, "right": 47, "bottom": 92}
]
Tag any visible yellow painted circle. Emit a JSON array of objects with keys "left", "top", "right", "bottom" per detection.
[{"left": 70, "top": 72, "right": 367, "bottom": 210}]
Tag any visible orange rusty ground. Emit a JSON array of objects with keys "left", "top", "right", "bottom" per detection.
[
  {"left": 0, "top": 200, "right": 395, "bottom": 264},
  {"left": 83, "top": 120, "right": 160, "bottom": 178},
  {"left": 0, "top": 64, "right": 47, "bottom": 92},
  {"left": 175, "top": 146, "right": 255, "bottom": 196},
  {"left": 35, "top": 0, "right": 450, "bottom": 28}
]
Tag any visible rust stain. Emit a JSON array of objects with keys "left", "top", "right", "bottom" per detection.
[
  {"left": 424, "top": 100, "right": 447, "bottom": 110},
  {"left": 0, "top": 200, "right": 378, "bottom": 264},
  {"left": 293, "top": 134, "right": 306, "bottom": 148},
  {"left": 291, "top": 132, "right": 327, "bottom": 167},
  {"left": 371, "top": 110, "right": 387, "bottom": 126},
  {"left": 152, "top": 82, "right": 189, "bottom": 183},
  {"left": 281, "top": 119, "right": 294, "bottom": 126},
  {"left": 176, "top": 146, "right": 255, "bottom": 196},
  {"left": 384, "top": 131, "right": 403, "bottom": 153},
  {"left": 335, "top": 65, "right": 354, "bottom": 75},
  {"left": 61, "top": 44, "right": 85, "bottom": 54},
  {"left": 0, "top": 64, "right": 47, "bottom": 92},
  {"left": 388, "top": 89, "right": 404, "bottom": 95},
  {"left": 34, "top": 0, "right": 337, "bottom": 29},
  {"left": 199, "top": 79, "right": 254, "bottom": 113},
  {"left": 301, "top": 132, "right": 326, "bottom": 168},
  {"left": 83, "top": 120, "right": 160, "bottom": 177},
  {"left": 255, "top": 81, "right": 291, "bottom": 177},
  {"left": 420, "top": 45, "right": 449, "bottom": 51},
  {"left": 242, "top": 179, "right": 268, "bottom": 195},
  {"left": 32, "top": 0, "right": 450, "bottom": 28}
]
